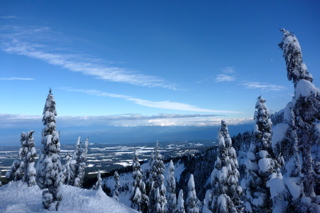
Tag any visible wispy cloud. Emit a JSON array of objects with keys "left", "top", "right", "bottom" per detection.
[
  {"left": 0, "top": 77, "right": 34, "bottom": 81},
  {"left": 215, "top": 74, "right": 235, "bottom": 82},
  {"left": 197, "top": 67, "right": 236, "bottom": 84},
  {"left": 0, "top": 26, "right": 176, "bottom": 90},
  {"left": 241, "top": 81, "right": 286, "bottom": 91},
  {"left": 0, "top": 16, "right": 19, "bottom": 19},
  {"left": 222, "top": 67, "right": 235, "bottom": 74},
  {"left": 61, "top": 87, "right": 240, "bottom": 113}
]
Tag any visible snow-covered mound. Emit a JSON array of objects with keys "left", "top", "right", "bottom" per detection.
[{"left": 0, "top": 181, "right": 137, "bottom": 213}]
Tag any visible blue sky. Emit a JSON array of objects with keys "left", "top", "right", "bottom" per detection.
[{"left": 1, "top": 1, "right": 320, "bottom": 144}]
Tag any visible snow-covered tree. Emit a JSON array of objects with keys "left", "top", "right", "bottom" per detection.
[
  {"left": 186, "top": 174, "right": 201, "bottom": 213},
  {"left": 73, "top": 137, "right": 89, "bottom": 187},
  {"left": 273, "top": 29, "right": 320, "bottom": 212},
  {"left": 177, "top": 189, "right": 186, "bottom": 213},
  {"left": 6, "top": 132, "right": 27, "bottom": 181},
  {"left": 6, "top": 159, "right": 23, "bottom": 181},
  {"left": 242, "top": 97, "right": 280, "bottom": 212},
  {"left": 278, "top": 29, "right": 313, "bottom": 85},
  {"left": 36, "top": 89, "right": 63, "bottom": 210},
  {"left": 148, "top": 142, "right": 167, "bottom": 213},
  {"left": 131, "top": 149, "right": 149, "bottom": 213},
  {"left": 145, "top": 149, "right": 155, "bottom": 196},
  {"left": 204, "top": 120, "right": 241, "bottom": 213},
  {"left": 6, "top": 131, "right": 37, "bottom": 186},
  {"left": 62, "top": 137, "right": 88, "bottom": 187},
  {"left": 61, "top": 152, "right": 73, "bottom": 185},
  {"left": 25, "top": 131, "right": 37, "bottom": 186},
  {"left": 93, "top": 170, "right": 102, "bottom": 190},
  {"left": 166, "top": 160, "right": 177, "bottom": 213},
  {"left": 113, "top": 170, "right": 120, "bottom": 201}
]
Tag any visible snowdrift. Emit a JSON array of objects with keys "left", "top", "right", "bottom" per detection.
[{"left": 0, "top": 181, "right": 137, "bottom": 213}]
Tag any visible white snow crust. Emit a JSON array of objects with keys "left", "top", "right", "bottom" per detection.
[
  {"left": 0, "top": 181, "right": 137, "bottom": 213},
  {"left": 284, "top": 177, "right": 301, "bottom": 201},
  {"left": 272, "top": 123, "right": 289, "bottom": 150},
  {"left": 295, "top": 79, "right": 319, "bottom": 99}
]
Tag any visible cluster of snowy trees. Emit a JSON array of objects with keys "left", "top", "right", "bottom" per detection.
[
  {"left": 124, "top": 29, "right": 320, "bottom": 212},
  {"left": 4, "top": 29, "right": 320, "bottom": 212},
  {"left": 130, "top": 143, "right": 202, "bottom": 213},
  {"left": 6, "top": 89, "right": 89, "bottom": 211}
]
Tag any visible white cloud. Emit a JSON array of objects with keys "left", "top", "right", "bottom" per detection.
[
  {"left": 61, "top": 87, "right": 240, "bottom": 113},
  {"left": 0, "top": 113, "right": 252, "bottom": 128},
  {"left": 241, "top": 81, "right": 286, "bottom": 91},
  {"left": 215, "top": 74, "right": 235, "bottom": 82},
  {"left": 0, "top": 26, "right": 176, "bottom": 90},
  {"left": 0, "top": 16, "right": 19, "bottom": 19},
  {"left": 0, "top": 77, "right": 34, "bottom": 81},
  {"left": 222, "top": 67, "right": 235, "bottom": 74}
]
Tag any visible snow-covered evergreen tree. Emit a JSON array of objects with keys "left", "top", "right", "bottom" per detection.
[
  {"left": 186, "top": 174, "right": 201, "bottom": 213},
  {"left": 278, "top": 29, "right": 313, "bottom": 85},
  {"left": 6, "top": 159, "right": 23, "bottom": 181},
  {"left": 242, "top": 96, "right": 279, "bottom": 212},
  {"left": 36, "top": 89, "right": 63, "bottom": 210},
  {"left": 177, "top": 189, "right": 186, "bottom": 213},
  {"left": 148, "top": 142, "right": 167, "bottom": 213},
  {"left": 166, "top": 160, "right": 177, "bottom": 213},
  {"left": 113, "top": 170, "right": 120, "bottom": 201},
  {"left": 25, "top": 131, "right": 37, "bottom": 186},
  {"left": 93, "top": 170, "right": 102, "bottom": 190},
  {"left": 272, "top": 28, "right": 320, "bottom": 212},
  {"left": 6, "top": 131, "right": 37, "bottom": 186},
  {"left": 62, "top": 137, "right": 88, "bottom": 187},
  {"left": 145, "top": 149, "right": 155, "bottom": 196},
  {"left": 73, "top": 137, "right": 89, "bottom": 187},
  {"left": 204, "top": 120, "right": 241, "bottom": 213},
  {"left": 61, "top": 152, "right": 73, "bottom": 185},
  {"left": 6, "top": 132, "right": 27, "bottom": 181},
  {"left": 131, "top": 149, "right": 149, "bottom": 213}
]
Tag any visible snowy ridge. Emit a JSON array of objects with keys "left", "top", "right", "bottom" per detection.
[{"left": 0, "top": 181, "right": 137, "bottom": 213}]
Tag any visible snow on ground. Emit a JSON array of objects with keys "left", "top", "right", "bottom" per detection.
[
  {"left": 173, "top": 160, "right": 185, "bottom": 182},
  {"left": 0, "top": 181, "right": 137, "bottom": 213},
  {"left": 104, "top": 172, "right": 133, "bottom": 207}
]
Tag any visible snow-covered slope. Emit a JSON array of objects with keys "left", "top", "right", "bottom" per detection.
[{"left": 0, "top": 181, "right": 137, "bottom": 213}]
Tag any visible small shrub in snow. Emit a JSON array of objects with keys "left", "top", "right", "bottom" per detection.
[{"left": 93, "top": 170, "right": 103, "bottom": 190}]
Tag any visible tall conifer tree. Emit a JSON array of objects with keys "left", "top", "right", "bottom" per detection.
[
  {"left": 148, "top": 142, "right": 167, "bottom": 213},
  {"left": 274, "top": 29, "right": 320, "bottom": 212},
  {"left": 166, "top": 160, "right": 177, "bottom": 213},
  {"left": 131, "top": 149, "right": 149, "bottom": 213},
  {"left": 37, "top": 89, "right": 63, "bottom": 210},
  {"left": 204, "top": 120, "right": 241, "bottom": 213}
]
